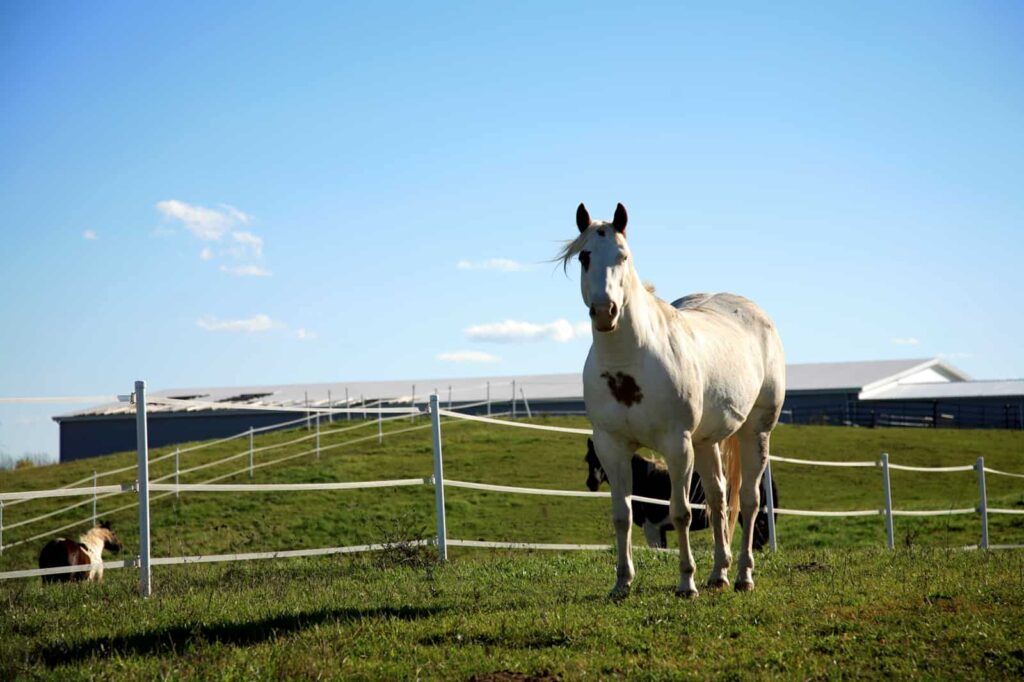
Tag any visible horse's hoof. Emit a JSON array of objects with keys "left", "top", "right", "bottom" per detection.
[
  {"left": 706, "top": 578, "right": 730, "bottom": 591},
  {"left": 734, "top": 580, "right": 755, "bottom": 593},
  {"left": 608, "top": 585, "right": 631, "bottom": 601},
  {"left": 675, "top": 587, "right": 699, "bottom": 599}
]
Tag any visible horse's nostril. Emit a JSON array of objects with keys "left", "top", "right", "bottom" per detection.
[{"left": 609, "top": 302, "right": 617, "bottom": 318}]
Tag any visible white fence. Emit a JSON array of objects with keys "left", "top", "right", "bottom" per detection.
[{"left": 1, "top": 382, "right": 1023, "bottom": 595}]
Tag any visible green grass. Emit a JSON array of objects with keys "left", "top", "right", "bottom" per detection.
[{"left": 1, "top": 419, "right": 1023, "bottom": 679}]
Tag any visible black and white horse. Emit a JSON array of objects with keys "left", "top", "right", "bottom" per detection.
[{"left": 585, "top": 439, "right": 776, "bottom": 550}]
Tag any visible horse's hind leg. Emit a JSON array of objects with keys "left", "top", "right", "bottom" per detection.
[
  {"left": 693, "top": 441, "right": 731, "bottom": 589},
  {"left": 735, "top": 417, "right": 773, "bottom": 591}
]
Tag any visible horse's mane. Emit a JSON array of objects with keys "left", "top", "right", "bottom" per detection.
[{"left": 554, "top": 225, "right": 601, "bottom": 273}]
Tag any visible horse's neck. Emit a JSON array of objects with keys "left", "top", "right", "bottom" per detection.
[
  {"left": 78, "top": 529, "right": 103, "bottom": 556},
  {"left": 591, "top": 276, "right": 664, "bottom": 365}
]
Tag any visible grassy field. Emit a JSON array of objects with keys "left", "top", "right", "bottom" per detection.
[{"left": 1, "top": 418, "right": 1023, "bottom": 678}]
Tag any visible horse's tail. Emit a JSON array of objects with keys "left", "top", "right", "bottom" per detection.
[{"left": 721, "top": 434, "right": 742, "bottom": 543}]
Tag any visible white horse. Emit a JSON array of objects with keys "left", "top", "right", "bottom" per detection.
[{"left": 560, "top": 203, "right": 785, "bottom": 597}]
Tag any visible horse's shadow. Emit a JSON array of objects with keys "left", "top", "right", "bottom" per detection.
[{"left": 36, "top": 604, "right": 447, "bottom": 667}]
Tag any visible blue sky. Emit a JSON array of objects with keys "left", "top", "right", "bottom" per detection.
[{"left": 2, "top": 1, "right": 1022, "bottom": 459}]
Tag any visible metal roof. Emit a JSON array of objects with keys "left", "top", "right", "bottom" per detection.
[
  {"left": 52, "top": 358, "right": 984, "bottom": 421},
  {"left": 863, "top": 380, "right": 1024, "bottom": 401},
  {"left": 784, "top": 358, "right": 957, "bottom": 392}
]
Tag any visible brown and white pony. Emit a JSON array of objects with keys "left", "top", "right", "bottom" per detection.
[{"left": 38, "top": 521, "right": 122, "bottom": 583}]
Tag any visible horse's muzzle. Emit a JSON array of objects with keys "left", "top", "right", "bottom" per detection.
[{"left": 590, "top": 301, "right": 618, "bottom": 332}]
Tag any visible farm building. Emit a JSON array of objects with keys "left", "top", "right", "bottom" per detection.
[{"left": 53, "top": 358, "right": 1024, "bottom": 462}]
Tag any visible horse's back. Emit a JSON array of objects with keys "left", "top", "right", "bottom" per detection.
[
  {"left": 670, "top": 292, "right": 785, "bottom": 427},
  {"left": 38, "top": 538, "right": 90, "bottom": 583}
]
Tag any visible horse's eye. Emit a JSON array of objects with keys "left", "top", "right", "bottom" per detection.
[{"left": 579, "top": 251, "right": 591, "bottom": 270}]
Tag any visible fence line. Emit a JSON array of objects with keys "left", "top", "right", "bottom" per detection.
[
  {"left": 2, "top": 384, "right": 1022, "bottom": 593},
  {"left": 0, "top": 408, "right": 445, "bottom": 544}
]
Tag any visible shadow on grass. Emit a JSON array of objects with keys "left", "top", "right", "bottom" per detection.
[{"left": 36, "top": 604, "right": 448, "bottom": 667}]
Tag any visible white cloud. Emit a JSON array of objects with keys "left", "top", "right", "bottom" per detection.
[
  {"left": 437, "top": 350, "right": 501, "bottom": 363},
  {"left": 295, "top": 328, "right": 317, "bottom": 341},
  {"left": 82, "top": 230, "right": 97, "bottom": 241},
  {"left": 220, "top": 204, "right": 251, "bottom": 224},
  {"left": 156, "top": 200, "right": 271, "bottom": 276},
  {"left": 457, "top": 258, "right": 528, "bottom": 272},
  {"left": 219, "top": 264, "right": 271, "bottom": 277},
  {"left": 196, "top": 314, "right": 279, "bottom": 333},
  {"left": 891, "top": 337, "right": 920, "bottom": 346},
  {"left": 230, "top": 230, "right": 263, "bottom": 258},
  {"left": 156, "top": 199, "right": 237, "bottom": 241},
  {"left": 465, "top": 319, "right": 591, "bottom": 343}
]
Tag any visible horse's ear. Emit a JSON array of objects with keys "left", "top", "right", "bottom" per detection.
[
  {"left": 99, "top": 520, "right": 111, "bottom": 530},
  {"left": 576, "top": 203, "right": 591, "bottom": 233},
  {"left": 613, "top": 203, "right": 627, "bottom": 234}
]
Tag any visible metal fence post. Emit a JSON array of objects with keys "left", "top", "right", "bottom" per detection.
[
  {"left": 1, "top": 500, "right": 4, "bottom": 556},
  {"left": 362, "top": 394, "right": 366, "bottom": 420},
  {"left": 305, "top": 391, "right": 310, "bottom": 431},
  {"left": 486, "top": 381, "right": 491, "bottom": 416},
  {"left": 430, "top": 394, "right": 448, "bottom": 562},
  {"left": 520, "top": 387, "right": 532, "bottom": 419},
  {"left": 880, "top": 452, "right": 895, "bottom": 550},
  {"left": 135, "top": 380, "right": 152, "bottom": 598},
  {"left": 315, "top": 412, "right": 321, "bottom": 460},
  {"left": 378, "top": 406, "right": 383, "bottom": 444},
  {"left": 411, "top": 385, "right": 416, "bottom": 422},
  {"left": 762, "top": 457, "right": 777, "bottom": 552},
  {"left": 511, "top": 380, "right": 517, "bottom": 418},
  {"left": 977, "top": 456, "right": 989, "bottom": 550},
  {"left": 248, "top": 428, "right": 254, "bottom": 479},
  {"left": 175, "top": 448, "right": 180, "bottom": 499},
  {"left": 92, "top": 470, "right": 98, "bottom": 526},
  {"left": 345, "top": 387, "right": 350, "bottom": 421},
  {"left": 328, "top": 389, "right": 333, "bottom": 423}
]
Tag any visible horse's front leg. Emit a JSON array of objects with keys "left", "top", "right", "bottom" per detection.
[
  {"left": 592, "top": 432, "right": 635, "bottom": 598},
  {"left": 664, "top": 432, "right": 698, "bottom": 598}
]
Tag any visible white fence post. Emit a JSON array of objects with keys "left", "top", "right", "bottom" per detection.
[
  {"left": 345, "top": 387, "right": 350, "bottom": 421},
  {"left": 362, "top": 394, "right": 366, "bottom": 420},
  {"left": 315, "top": 412, "right": 321, "bottom": 460},
  {"left": 880, "top": 452, "right": 895, "bottom": 550},
  {"left": 248, "top": 427, "right": 254, "bottom": 479},
  {"left": 305, "top": 392, "right": 310, "bottom": 431},
  {"left": 976, "top": 456, "right": 989, "bottom": 550},
  {"left": 377, "top": 405, "right": 383, "bottom": 445},
  {"left": 511, "top": 380, "right": 517, "bottom": 418},
  {"left": 174, "top": 448, "right": 180, "bottom": 499},
  {"left": 135, "top": 380, "right": 152, "bottom": 598},
  {"left": 328, "top": 389, "right": 333, "bottom": 424},
  {"left": 486, "top": 381, "right": 491, "bottom": 416},
  {"left": 411, "top": 385, "right": 416, "bottom": 422},
  {"left": 520, "top": 387, "right": 532, "bottom": 419},
  {"left": 0, "top": 500, "right": 4, "bottom": 555},
  {"left": 430, "top": 394, "right": 448, "bottom": 562},
  {"left": 92, "top": 470, "right": 98, "bottom": 526},
  {"left": 762, "top": 457, "right": 777, "bottom": 552}
]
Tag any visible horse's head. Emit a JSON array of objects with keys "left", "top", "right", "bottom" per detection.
[
  {"left": 97, "top": 520, "right": 122, "bottom": 554},
  {"left": 564, "top": 203, "right": 633, "bottom": 333},
  {"left": 584, "top": 438, "right": 608, "bottom": 491}
]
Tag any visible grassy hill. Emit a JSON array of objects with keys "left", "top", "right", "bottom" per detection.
[{"left": 1, "top": 419, "right": 1023, "bottom": 678}]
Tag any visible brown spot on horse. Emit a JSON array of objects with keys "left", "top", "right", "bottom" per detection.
[{"left": 601, "top": 371, "right": 644, "bottom": 406}]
